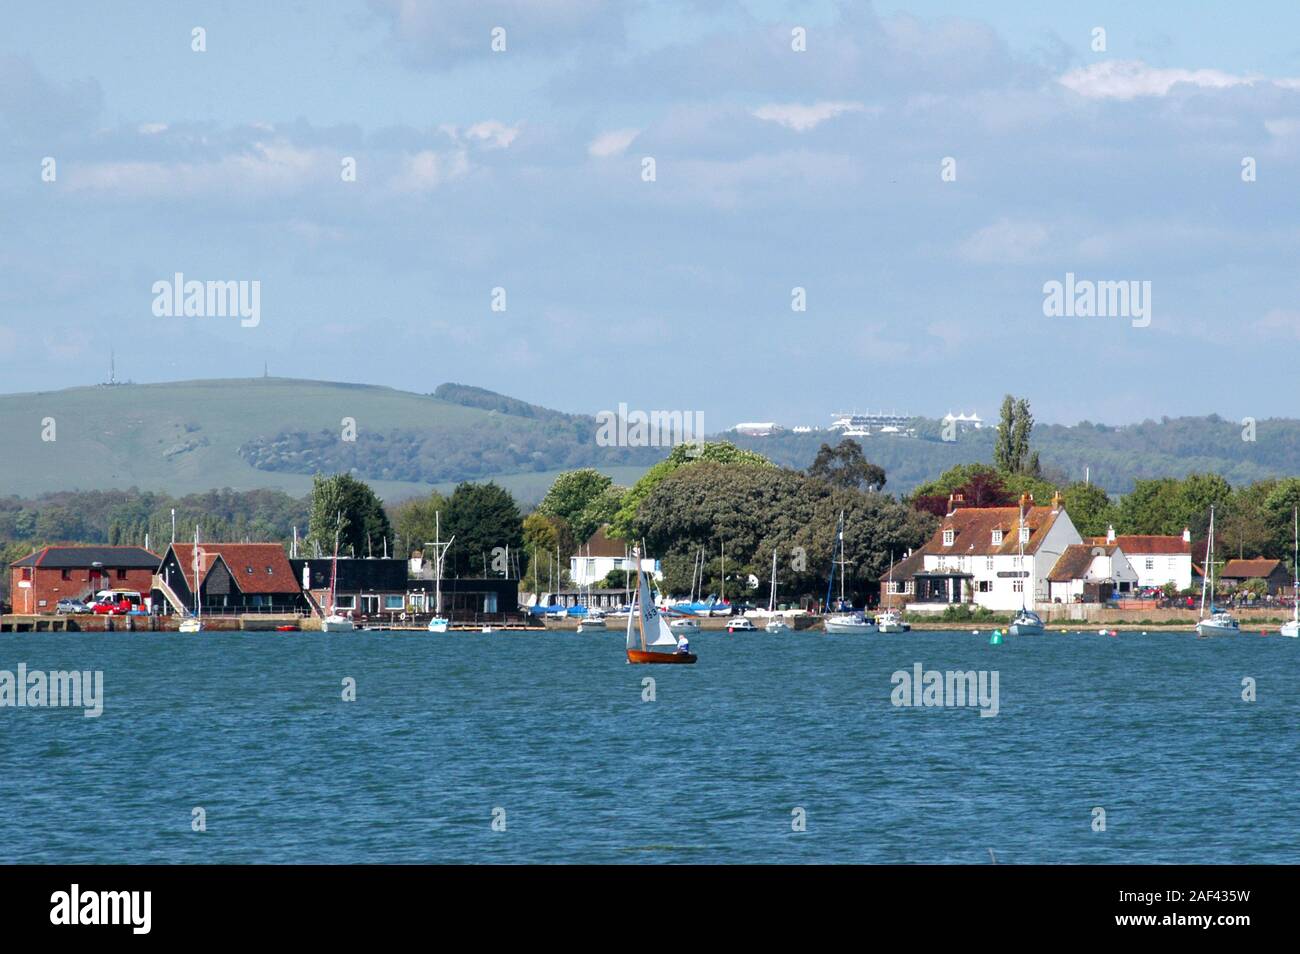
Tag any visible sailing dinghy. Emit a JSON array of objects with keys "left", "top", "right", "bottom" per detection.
[{"left": 626, "top": 548, "right": 697, "bottom": 664}]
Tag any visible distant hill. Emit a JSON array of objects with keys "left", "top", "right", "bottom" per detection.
[
  {"left": 0, "top": 378, "right": 652, "bottom": 504},
  {"left": 3, "top": 378, "right": 1299, "bottom": 505}
]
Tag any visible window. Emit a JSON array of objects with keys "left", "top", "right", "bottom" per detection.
[
  {"left": 246, "top": 565, "right": 254, "bottom": 574},
  {"left": 267, "top": 566, "right": 274, "bottom": 575},
  {"left": 1145, "top": 558, "right": 1154, "bottom": 570},
  {"left": 21, "top": 568, "right": 31, "bottom": 581},
  {"left": 62, "top": 569, "right": 72, "bottom": 581},
  {"left": 116, "top": 569, "right": 127, "bottom": 580},
  {"left": 991, "top": 530, "right": 1003, "bottom": 545},
  {"left": 1012, "top": 580, "right": 1024, "bottom": 593},
  {"left": 335, "top": 595, "right": 356, "bottom": 609},
  {"left": 986, "top": 557, "right": 994, "bottom": 571},
  {"left": 384, "top": 595, "right": 405, "bottom": 610},
  {"left": 942, "top": 529, "right": 954, "bottom": 546},
  {"left": 978, "top": 580, "right": 991, "bottom": 592}
]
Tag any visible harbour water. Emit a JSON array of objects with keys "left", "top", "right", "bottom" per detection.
[{"left": 1, "top": 628, "right": 1297, "bottom": 863}]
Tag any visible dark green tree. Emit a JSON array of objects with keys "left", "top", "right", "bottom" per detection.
[
  {"left": 443, "top": 481, "right": 523, "bottom": 577},
  {"left": 807, "top": 438, "right": 887, "bottom": 491},
  {"left": 307, "top": 473, "right": 393, "bottom": 558}
]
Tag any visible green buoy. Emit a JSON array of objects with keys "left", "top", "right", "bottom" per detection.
[{"left": 989, "top": 630, "right": 1003, "bottom": 645}]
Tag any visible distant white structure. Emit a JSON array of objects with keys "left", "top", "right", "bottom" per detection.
[
  {"left": 942, "top": 411, "right": 984, "bottom": 432},
  {"left": 791, "top": 425, "right": 816, "bottom": 433},
  {"left": 733, "top": 422, "right": 783, "bottom": 437},
  {"left": 828, "top": 411, "right": 914, "bottom": 438}
]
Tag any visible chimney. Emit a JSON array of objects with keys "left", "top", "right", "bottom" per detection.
[
  {"left": 1182, "top": 527, "right": 1191, "bottom": 543},
  {"left": 1051, "top": 490, "right": 1062, "bottom": 511},
  {"left": 1018, "top": 492, "right": 1032, "bottom": 512},
  {"left": 947, "top": 493, "right": 964, "bottom": 515},
  {"left": 1106, "top": 524, "right": 1116, "bottom": 544}
]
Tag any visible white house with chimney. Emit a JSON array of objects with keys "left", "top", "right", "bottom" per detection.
[
  {"left": 1087, "top": 526, "right": 1193, "bottom": 592},
  {"left": 907, "top": 492, "right": 1082, "bottom": 613}
]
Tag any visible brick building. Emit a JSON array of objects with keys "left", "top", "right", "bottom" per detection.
[{"left": 9, "top": 545, "right": 160, "bottom": 614}]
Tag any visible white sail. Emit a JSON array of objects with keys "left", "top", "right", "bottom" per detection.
[{"left": 631, "top": 548, "right": 678, "bottom": 651}]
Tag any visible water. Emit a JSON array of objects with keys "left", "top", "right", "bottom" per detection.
[{"left": 1, "top": 628, "right": 1297, "bottom": 863}]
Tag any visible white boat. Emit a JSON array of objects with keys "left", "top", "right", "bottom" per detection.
[
  {"left": 1283, "top": 507, "right": 1299, "bottom": 638},
  {"left": 765, "top": 617, "right": 794, "bottom": 635},
  {"left": 424, "top": 513, "right": 454, "bottom": 634},
  {"left": 1008, "top": 609, "right": 1045, "bottom": 636},
  {"left": 481, "top": 625, "right": 499, "bottom": 633},
  {"left": 824, "top": 612, "right": 877, "bottom": 634},
  {"left": 877, "top": 552, "right": 910, "bottom": 632},
  {"left": 726, "top": 617, "right": 756, "bottom": 632},
  {"left": 669, "top": 617, "right": 701, "bottom": 637},
  {"left": 877, "top": 610, "right": 910, "bottom": 633},
  {"left": 1007, "top": 502, "right": 1044, "bottom": 635},
  {"left": 179, "top": 526, "right": 204, "bottom": 632},
  {"left": 577, "top": 612, "right": 607, "bottom": 633},
  {"left": 1195, "top": 505, "right": 1238, "bottom": 638},
  {"left": 320, "top": 524, "right": 354, "bottom": 633},
  {"left": 821, "top": 511, "right": 876, "bottom": 633}
]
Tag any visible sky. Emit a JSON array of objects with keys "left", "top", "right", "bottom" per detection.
[{"left": 3, "top": 1, "right": 1300, "bottom": 430}]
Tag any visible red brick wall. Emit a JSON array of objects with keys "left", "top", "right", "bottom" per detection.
[{"left": 9, "top": 566, "right": 157, "bottom": 614}]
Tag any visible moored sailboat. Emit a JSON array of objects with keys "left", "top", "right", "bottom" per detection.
[
  {"left": 822, "top": 510, "right": 877, "bottom": 634},
  {"left": 1196, "top": 505, "right": 1239, "bottom": 638},
  {"left": 764, "top": 549, "right": 794, "bottom": 635},
  {"left": 1007, "top": 500, "right": 1044, "bottom": 636},
  {"left": 1282, "top": 507, "right": 1299, "bottom": 639},
  {"left": 179, "top": 526, "right": 204, "bottom": 633},
  {"left": 877, "top": 551, "right": 910, "bottom": 633},
  {"left": 627, "top": 547, "right": 697, "bottom": 664},
  {"left": 425, "top": 512, "right": 453, "bottom": 633},
  {"left": 321, "top": 525, "right": 355, "bottom": 633}
]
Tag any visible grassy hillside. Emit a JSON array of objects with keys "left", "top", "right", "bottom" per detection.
[{"left": 0, "top": 378, "right": 647, "bottom": 505}]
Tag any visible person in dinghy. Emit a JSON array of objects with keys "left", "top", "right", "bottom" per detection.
[{"left": 625, "top": 546, "right": 698, "bottom": 664}]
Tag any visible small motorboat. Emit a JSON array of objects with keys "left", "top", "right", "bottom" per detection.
[
  {"left": 726, "top": 617, "right": 756, "bottom": 632},
  {"left": 178, "top": 618, "right": 203, "bottom": 633},
  {"left": 824, "top": 612, "right": 877, "bottom": 634},
  {"left": 1008, "top": 609, "right": 1045, "bottom": 636},
  {"left": 577, "top": 612, "right": 607, "bottom": 633},
  {"left": 876, "top": 610, "right": 910, "bottom": 633},
  {"left": 481, "top": 625, "right": 499, "bottom": 633},
  {"left": 427, "top": 617, "right": 450, "bottom": 633},
  {"left": 275, "top": 624, "right": 300, "bottom": 632},
  {"left": 669, "top": 617, "right": 701, "bottom": 637},
  {"left": 321, "top": 614, "right": 355, "bottom": 633},
  {"left": 765, "top": 616, "right": 793, "bottom": 635}
]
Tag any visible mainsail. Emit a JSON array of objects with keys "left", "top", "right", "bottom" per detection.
[{"left": 629, "top": 548, "right": 678, "bottom": 652}]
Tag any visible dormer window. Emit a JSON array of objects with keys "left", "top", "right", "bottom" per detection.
[
  {"left": 1020, "top": 526, "right": 1030, "bottom": 544},
  {"left": 991, "top": 529, "right": 1003, "bottom": 545},
  {"left": 942, "top": 529, "right": 954, "bottom": 546}
]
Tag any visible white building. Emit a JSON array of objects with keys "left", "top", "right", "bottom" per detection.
[
  {"left": 906, "top": 493, "right": 1081, "bottom": 612},
  {"left": 569, "top": 527, "right": 660, "bottom": 586},
  {"left": 1046, "top": 543, "right": 1139, "bottom": 603},
  {"left": 1088, "top": 526, "right": 1193, "bottom": 592},
  {"left": 941, "top": 411, "right": 983, "bottom": 432},
  {"left": 733, "top": 422, "right": 782, "bottom": 437}
]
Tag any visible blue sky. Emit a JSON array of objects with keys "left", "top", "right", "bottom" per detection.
[{"left": 3, "top": 1, "right": 1300, "bottom": 429}]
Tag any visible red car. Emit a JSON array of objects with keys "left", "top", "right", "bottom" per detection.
[{"left": 91, "top": 590, "right": 144, "bottom": 615}]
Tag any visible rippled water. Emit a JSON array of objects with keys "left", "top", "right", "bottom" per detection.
[{"left": 1, "top": 628, "right": 1297, "bottom": 863}]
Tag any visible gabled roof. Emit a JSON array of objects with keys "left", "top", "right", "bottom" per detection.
[
  {"left": 1220, "top": 558, "right": 1284, "bottom": 580},
  {"left": 12, "top": 546, "right": 160, "bottom": 568},
  {"left": 169, "top": 543, "right": 300, "bottom": 594},
  {"left": 1048, "top": 544, "right": 1117, "bottom": 582},
  {"left": 885, "top": 548, "right": 926, "bottom": 582},
  {"left": 581, "top": 526, "right": 628, "bottom": 559},
  {"left": 1086, "top": 534, "right": 1190, "bottom": 555},
  {"left": 926, "top": 504, "right": 1065, "bottom": 557}
]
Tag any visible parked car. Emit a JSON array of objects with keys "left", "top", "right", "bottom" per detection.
[
  {"left": 91, "top": 590, "right": 145, "bottom": 615},
  {"left": 56, "top": 598, "right": 91, "bottom": 614}
]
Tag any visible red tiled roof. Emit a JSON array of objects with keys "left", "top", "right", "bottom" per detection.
[
  {"left": 1086, "top": 534, "right": 1190, "bottom": 555},
  {"left": 925, "top": 504, "right": 1064, "bottom": 557},
  {"left": 1220, "top": 558, "right": 1283, "bottom": 580},
  {"left": 14, "top": 545, "right": 160, "bottom": 568},
  {"left": 170, "top": 543, "right": 300, "bottom": 594}
]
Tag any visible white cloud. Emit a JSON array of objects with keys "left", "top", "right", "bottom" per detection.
[
  {"left": 751, "top": 101, "right": 866, "bottom": 132},
  {"left": 391, "top": 149, "right": 471, "bottom": 193},
  {"left": 1059, "top": 60, "right": 1300, "bottom": 100},
  {"left": 462, "top": 120, "right": 519, "bottom": 149},
  {"left": 959, "top": 218, "right": 1050, "bottom": 264},
  {"left": 587, "top": 128, "right": 639, "bottom": 158}
]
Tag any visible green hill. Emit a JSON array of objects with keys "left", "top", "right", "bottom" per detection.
[{"left": 0, "top": 378, "right": 650, "bottom": 504}]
